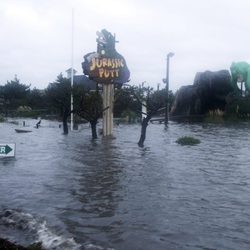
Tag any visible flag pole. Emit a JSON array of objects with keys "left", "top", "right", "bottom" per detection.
[{"left": 70, "top": 8, "right": 74, "bottom": 131}]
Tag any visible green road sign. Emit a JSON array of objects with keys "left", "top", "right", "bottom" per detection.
[{"left": 0, "top": 144, "right": 15, "bottom": 157}]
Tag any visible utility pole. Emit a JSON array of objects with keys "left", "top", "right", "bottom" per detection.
[
  {"left": 70, "top": 9, "right": 74, "bottom": 131},
  {"left": 165, "top": 52, "right": 174, "bottom": 125},
  {"left": 141, "top": 81, "right": 147, "bottom": 121}
]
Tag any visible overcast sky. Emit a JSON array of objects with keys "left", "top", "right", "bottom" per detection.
[{"left": 1, "top": 0, "right": 250, "bottom": 91}]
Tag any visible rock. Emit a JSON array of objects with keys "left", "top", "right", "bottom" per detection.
[
  {"left": 170, "top": 85, "right": 201, "bottom": 117},
  {"left": 0, "top": 238, "right": 27, "bottom": 250},
  {"left": 171, "top": 70, "right": 233, "bottom": 118},
  {"left": 0, "top": 238, "right": 42, "bottom": 250}
]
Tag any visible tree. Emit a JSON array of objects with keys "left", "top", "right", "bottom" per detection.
[
  {"left": 46, "top": 74, "right": 72, "bottom": 134},
  {"left": 0, "top": 86, "right": 4, "bottom": 114},
  {"left": 137, "top": 87, "right": 166, "bottom": 147},
  {"left": 77, "top": 90, "right": 103, "bottom": 139},
  {"left": 123, "top": 85, "right": 167, "bottom": 147},
  {"left": 27, "top": 88, "right": 48, "bottom": 110},
  {"left": 1, "top": 76, "right": 30, "bottom": 113},
  {"left": 46, "top": 73, "right": 102, "bottom": 136},
  {"left": 150, "top": 88, "right": 175, "bottom": 115},
  {"left": 114, "top": 87, "right": 139, "bottom": 118}
]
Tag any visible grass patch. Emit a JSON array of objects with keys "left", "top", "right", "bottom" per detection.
[{"left": 176, "top": 136, "right": 201, "bottom": 146}]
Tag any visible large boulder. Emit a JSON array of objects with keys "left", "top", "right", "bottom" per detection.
[
  {"left": 170, "top": 85, "right": 201, "bottom": 117},
  {"left": 0, "top": 238, "right": 42, "bottom": 250},
  {"left": 171, "top": 70, "right": 233, "bottom": 118}
]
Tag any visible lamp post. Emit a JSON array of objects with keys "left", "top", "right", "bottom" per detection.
[
  {"left": 164, "top": 52, "right": 174, "bottom": 125},
  {"left": 70, "top": 9, "right": 74, "bottom": 131}
]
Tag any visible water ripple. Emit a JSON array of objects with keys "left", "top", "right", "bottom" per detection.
[{"left": 1, "top": 119, "right": 250, "bottom": 249}]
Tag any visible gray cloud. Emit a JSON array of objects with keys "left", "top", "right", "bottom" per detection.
[{"left": 0, "top": 0, "right": 250, "bottom": 91}]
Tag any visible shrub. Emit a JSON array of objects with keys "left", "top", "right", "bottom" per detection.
[{"left": 176, "top": 136, "right": 201, "bottom": 146}]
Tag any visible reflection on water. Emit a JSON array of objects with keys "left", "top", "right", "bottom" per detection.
[{"left": 1, "top": 119, "right": 250, "bottom": 249}]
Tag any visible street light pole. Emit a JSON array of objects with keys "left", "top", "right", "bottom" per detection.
[
  {"left": 165, "top": 52, "right": 174, "bottom": 125},
  {"left": 70, "top": 9, "right": 74, "bottom": 131}
]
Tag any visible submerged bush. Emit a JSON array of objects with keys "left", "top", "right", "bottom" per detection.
[
  {"left": 176, "top": 136, "right": 201, "bottom": 146},
  {"left": 0, "top": 115, "right": 4, "bottom": 122}
]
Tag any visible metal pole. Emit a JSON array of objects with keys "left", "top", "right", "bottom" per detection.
[
  {"left": 165, "top": 52, "right": 174, "bottom": 125},
  {"left": 165, "top": 56, "right": 170, "bottom": 125},
  {"left": 141, "top": 81, "right": 147, "bottom": 121},
  {"left": 70, "top": 9, "right": 74, "bottom": 131}
]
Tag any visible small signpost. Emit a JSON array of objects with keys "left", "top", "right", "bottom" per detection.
[
  {"left": 0, "top": 144, "right": 15, "bottom": 158},
  {"left": 82, "top": 29, "right": 130, "bottom": 136}
]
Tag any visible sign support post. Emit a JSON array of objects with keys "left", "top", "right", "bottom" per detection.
[
  {"left": 82, "top": 29, "right": 130, "bottom": 137},
  {"left": 103, "top": 83, "right": 114, "bottom": 136}
]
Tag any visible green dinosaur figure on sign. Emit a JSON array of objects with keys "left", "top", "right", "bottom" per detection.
[{"left": 230, "top": 61, "right": 250, "bottom": 94}]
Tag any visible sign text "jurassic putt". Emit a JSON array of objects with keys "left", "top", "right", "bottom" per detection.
[{"left": 89, "top": 58, "right": 125, "bottom": 78}]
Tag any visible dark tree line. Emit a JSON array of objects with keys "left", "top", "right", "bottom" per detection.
[
  {"left": 0, "top": 76, "right": 48, "bottom": 116},
  {"left": 0, "top": 75, "right": 175, "bottom": 143}
]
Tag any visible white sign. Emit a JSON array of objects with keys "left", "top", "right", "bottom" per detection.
[{"left": 0, "top": 143, "right": 16, "bottom": 157}]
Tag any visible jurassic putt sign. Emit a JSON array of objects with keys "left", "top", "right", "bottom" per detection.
[
  {"left": 88, "top": 57, "right": 125, "bottom": 79},
  {"left": 82, "top": 29, "right": 130, "bottom": 85}
]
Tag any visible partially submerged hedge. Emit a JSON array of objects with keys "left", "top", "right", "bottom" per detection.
[{"left": 176, "top": 136, "right": 201, "bottom": 146}]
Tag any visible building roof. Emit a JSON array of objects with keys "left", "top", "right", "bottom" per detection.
[
  {"left": 66, "top": 68, "right": 77, "bottom": 74},
  {"left": 73, "top": 75, "right": 97, "bottom": 91}
]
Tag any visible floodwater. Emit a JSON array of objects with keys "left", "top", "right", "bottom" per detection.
[{"left": 0, "top": 119, "right": 250, "bottom": 250}]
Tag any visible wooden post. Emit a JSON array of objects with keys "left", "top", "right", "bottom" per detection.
[{"left": 103, "top": 83, "right": 114, "bottom": 136}]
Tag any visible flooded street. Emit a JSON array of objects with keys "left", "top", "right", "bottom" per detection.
[{"left": 0, "top": 119, "right": 250, "bottom": 250}]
